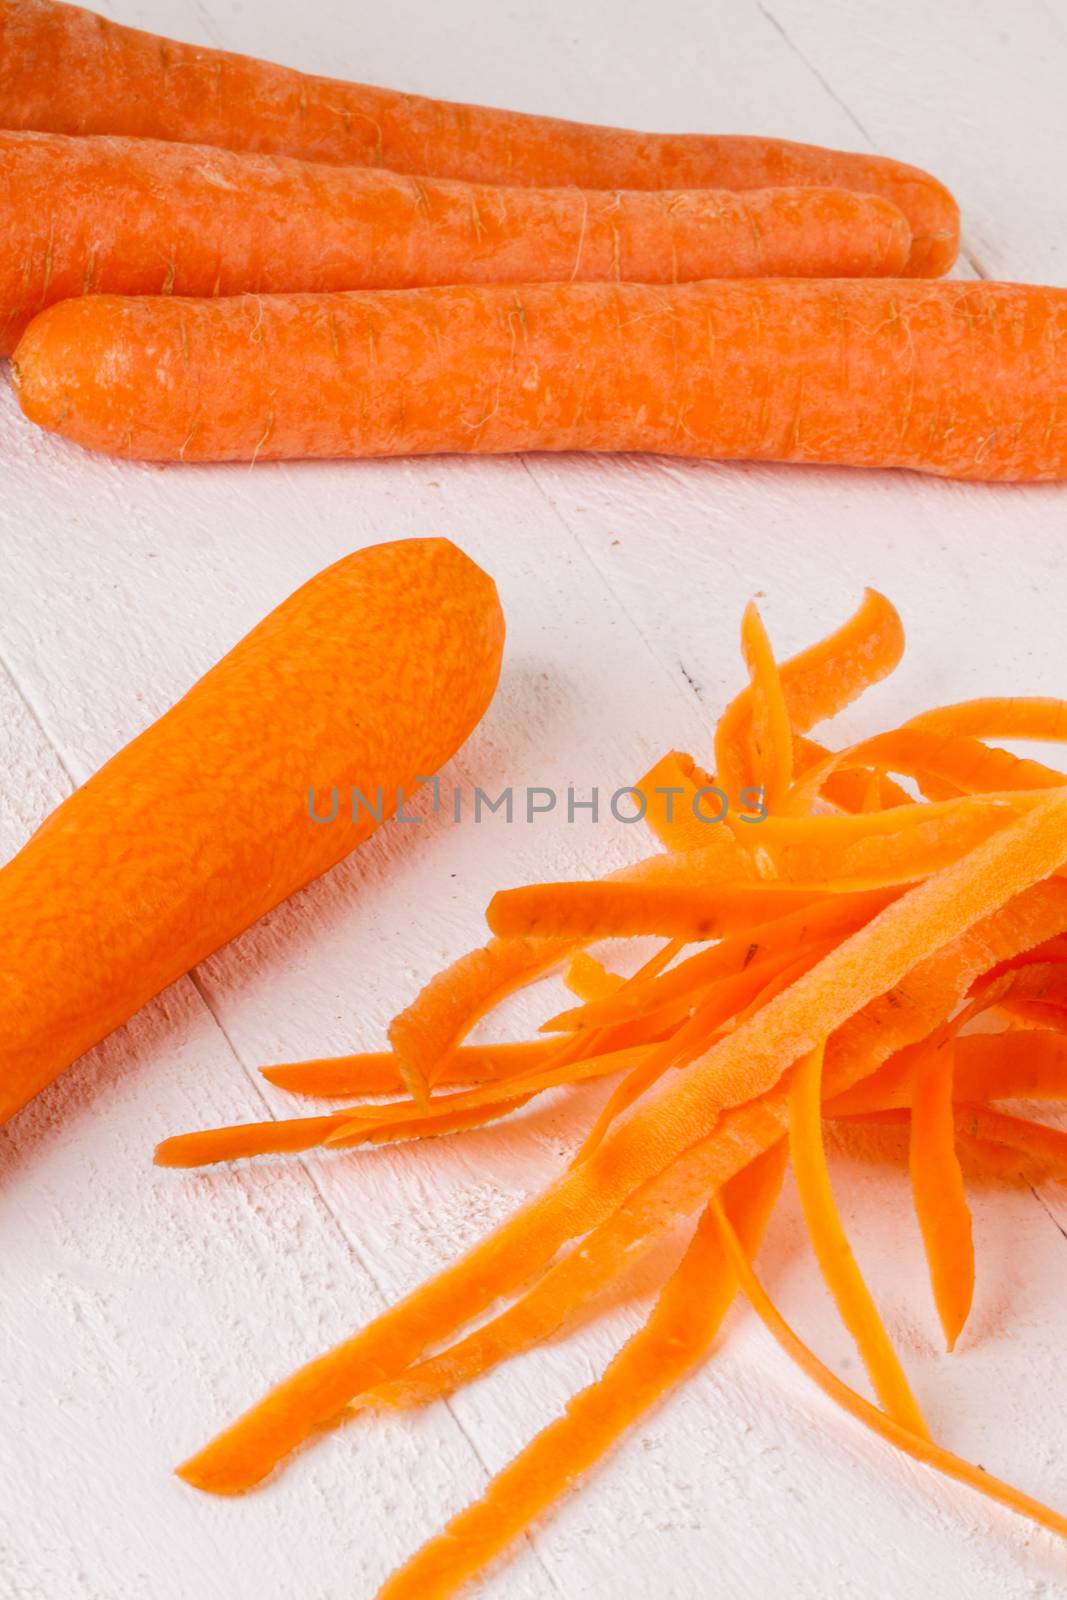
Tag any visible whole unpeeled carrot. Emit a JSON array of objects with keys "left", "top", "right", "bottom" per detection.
[
  {"left": 0, "top": 539, "right": 503, "bottom": 1127},
  {"left": 0, "top": 0, "right": 958, "bottom": 276},
  {"left": 15, "top": 279, "right": 1067, "bottom": 481},
  {"left": 0, "top": 130, "right": 912, "bottom": 359}
]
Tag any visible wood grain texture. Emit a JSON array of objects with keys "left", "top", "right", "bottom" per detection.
[{"left": 2, "top": 2, "right": 1067, "bottom": 1597}]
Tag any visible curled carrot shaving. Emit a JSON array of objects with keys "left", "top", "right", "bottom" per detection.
[
  {"left": 788, "top": 1042, "right": 927, "bottom": 1433},
  {"left": 907, "top": 697, "right": 1067, "bottom": 743},
  {"left": 710, "top": 1200, "right": 1067, "bottom": 1545},
  {"left": 739, "top": 600, "right": 793, "bottom": 809},
  {"left": 909, "top": 1038, "right": 975, "bottom": 1350}
]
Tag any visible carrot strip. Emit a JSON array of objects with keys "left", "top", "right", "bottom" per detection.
[
  {"left": 739, "top": 600, "right": 793, "bottom": 810},
  {"left": 908, "top": 699, "right": 1067, "bottom": 743},
  {"left": 955, "top": 1103, "right": 1067, "bottom": 1175},
  {"left": 750, "top": 792, "right": 1042, "bottom": 890},
  {"left": 831, "top": 1105, "right": 1067, "bottom": 1183},
  {"left": 710, "top": 1201, "right": 1067, "bottom": 1545},
  {"left": 910, "top": 1041, "right": 975, "bottom": 1350},
  {"left": 953, "top": 1031, "right": 1067, "bottom": 1102},
  {"left": 564, "top": 951, "right": 625, "bottom": 1002},
  {"left": 789, "top": 728, "right": 1065, "bottom": 817},
  {"left": 542, "top": 888, "right": 900, "bottom": 1034},
  {"left": 375, "top": 1145, "right": 787, "bottom": 1600},
  {"left": 487, "top": 881, "right": 824, "bottom": 941},
  {"left": 639, "top": 750, "right": 734, "bottom": 852},
  {"left": 792, "top": 733, "right": 914, "bottom": 812},
  {"left": 324, "top": 1045, "right": 655, "bottom": 1149},
  {"left": 155, "top": 1115, "right": 349, "bottom": 1168},
  {"left": 573, "top": 944, "right": 827, "bottom": 1162},
  {"left": 388, "top": 936, "right": 575, "bottom": 1103},
  {"left": 789, "top": 1043, "right": 927, "bottom": 1433},
  {"left": 179, "top": 882, "right": 1067, "bottom": 1495},
  {"left": 260, "top": 1042, "right": 555, "bottom": 1097},
  {"left": 716, "top": 590, "right": 905, "bottom": 799}
]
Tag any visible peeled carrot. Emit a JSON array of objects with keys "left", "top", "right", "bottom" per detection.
[
  {"left": 0, "top": 129, "right": 911, "bottom": 359},
  {"left": 0, "top": 539, "right": 503, "bottom": 1126},
  {"left": 17, "top": 279, "right": 1067, "bottom": 480},
  {"left": 0, "top": 0, "right": 958, "bottom": 276}
]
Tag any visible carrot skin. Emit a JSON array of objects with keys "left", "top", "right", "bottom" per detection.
[
  {"left": 0, "top": 0, "right": 957, "bottom": 275},
  {"left": 0, "top": 130, "right": 913, "bottom": 359},
  {"left": 16, "top": 279, "right": 1067, "bottom": 481},
  {"left": 0, "top": 540, "right": 503, "bottom": 1126}
]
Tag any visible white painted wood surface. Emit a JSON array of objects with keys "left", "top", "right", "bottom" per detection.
[{"left": 2, "top": 2, "right": 1067, "bottom": 1595}]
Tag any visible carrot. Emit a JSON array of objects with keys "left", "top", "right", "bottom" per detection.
[
  {"left": 259, "top": 1041, "right": 555, "bottom": 1097},
  {"left": 738, "top": 600, "right": 794, "bottom": 809},
  {"left": 748, "top": 792, "right": 1041, "bottom": 888},
  {"left": 156, "top": 1115, "right": 351, "bottom": 1169},
  {"left": 486, "top": 880, "right": 820, "bottom": 941},
  {"left": 0, "top": 129, "right": 912, "bottom": 360},
  {"left": 17, "top": 279, "right": 1067, "bottom": 479},
  {"left": 376, "top": 1145, "right": 787, "bottom": 1600},
  {"left": 563, "top": 951, "right": 625, "bottom": 1003},
  {"left": 541, "top": 887, "right": 900, "bottom": 1033},
  {"left": 0, "top": 539, "right": 502, "bottom": 1127},
  {"left": 0, "top": 0, "right": 958, "bottom": 276},
  {"left": 789, "top": 1043, "right": 927, "bottom": 1432},
  {"left": 176, "top": 877, "right": 1067, "bottom": 1498},
  {"left": 710, "top": 1200, "right": 1067, "bottom": 1545},
  {"left": 909, "top": 1039, "right": 975, "bottom": 1350}
]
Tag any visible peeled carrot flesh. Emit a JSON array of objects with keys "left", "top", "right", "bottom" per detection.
[{"left": 0, "top": 539, "right": 502, "bottom": 1126}]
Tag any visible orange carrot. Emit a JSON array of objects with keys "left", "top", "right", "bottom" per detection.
[
  {"left": 542, "top": 888, "right": 900, "bottom": 1033},
  {"left": 909, "top": 1039, "right": 975, "bottom": 1350},
  {"left": 0, "top": 0, "right": 958, "bottom": 275},
  {"left": 563, "top": 951, "right": 625, "bottom": 1003},
  {"left": 710, "top": 1200, "right": 1067, "bottom": 1545},
  {"left": 738, "top": 600, "right": 794, "bottom": 809},
  {"left": 486, "top": 880, "right": 820, "bottom": 941},
  {"left": 749, "top": 792, "right": 1041, "bottom": 888},
  {"left": 0, "top": 540, "right": 502, "bottom": 1127},
  {"left": 788, "top": 1043, "right": 927, "bottom": 1433},
  {"left": 175, "top": 878, "right": 1067, "bottom": 1498},
  {"left": 0, "top": 129, "right": 912, "bottom": 359},
  {"left": 17, "top": 280, "right": 1067, "bottom": 479},
  {"left": 260, "top": 1042, "right": 555, "bottom": 1097},
  {"left": 376, "top": 1145, "right": 786, "bottom": 1600}
]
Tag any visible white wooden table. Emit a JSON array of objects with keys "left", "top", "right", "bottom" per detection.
[{"left": 3, "top": 2, "right": 1067, "bottom": 1596}]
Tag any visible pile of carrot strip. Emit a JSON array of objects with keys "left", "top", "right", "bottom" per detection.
[{"left": 158, "top": 589, "right": 1067, "bottom": 1596}]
